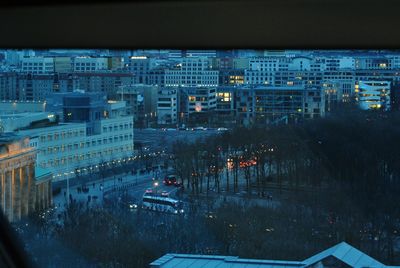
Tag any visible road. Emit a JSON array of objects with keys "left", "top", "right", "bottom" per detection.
[
  {"left": 134, "top": 128, "right": 222, "bottom": 152},
  {"left": 51, "top": 166, "right": 183, "bottom": 214}
]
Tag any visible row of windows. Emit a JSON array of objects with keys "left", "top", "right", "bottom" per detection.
[
  {"left": 39, "top": 145, "right": 133, "bottom": 168},
  {"left": 75, "top": 67, "right": 97, "bottom": 71},
  {"left": 75, "top": 63, "right": 97, "bottom": 66},
  {"left": 102, "top": 122, "right": 133, "bottom": 132},
  {"left": 42, "top": 134, "right": 133, "bottom": 155},
  {"left": 22, "top": 62, "right": 53, "bottom": 66},
  {"left": 40, "top": 129, "right": 85, "bottom": 142}
]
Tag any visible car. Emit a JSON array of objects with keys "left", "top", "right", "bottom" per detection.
[
  {"left": 194, "top": 126, "right": 207, "bottom": 131},
  {"left": 128, "top": 203, "right": 138, "bottom": 209},
  {"left": 161, "top": 191, "right": 169, "bottom": 197},
  {"left": 163, "top": 174, "right": 182, "bottom": 187},
  {"left": 145, "top": 188, "right": 153, "bottom": 194},
  {"left": 217, "top": 127, "right": 228, "bottom": 131}
]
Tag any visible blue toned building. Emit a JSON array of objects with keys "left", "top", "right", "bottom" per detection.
[{"left": 150, "top": 242, "right": 395, "bottom": 268}]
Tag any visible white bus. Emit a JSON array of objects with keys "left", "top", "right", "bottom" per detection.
[{"left": 142, "top": 194, "right": 184, "bottom": 214}]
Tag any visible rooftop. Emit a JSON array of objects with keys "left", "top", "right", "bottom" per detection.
[
  {"left": 150, "top": 242, "right": 393, "bottom": 268},
  {"left": 0, "top": 132, "right": 20, "bottom": 144}
]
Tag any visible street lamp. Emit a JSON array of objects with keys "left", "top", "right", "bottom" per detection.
[
  {"left": 65, "top": 165, "right": 70, "bottom": 207},
  {"left": 153, "top": 181, "right": 159, "bottom": 194}
]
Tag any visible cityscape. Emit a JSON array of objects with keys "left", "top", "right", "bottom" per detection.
[{"left": 0, "top": 49, "right": 399, "bottom": 267}]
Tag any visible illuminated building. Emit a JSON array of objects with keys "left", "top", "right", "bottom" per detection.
[
  {"left": 322, "top": 81, "right": 339, "bottom": 112},
  {"left": 12, "top": 92, "right": 134, "bottom": 182},
  {"left": 354, "top": 56, "right": 392, "bottom": 70},
  {"left": 215, "top": 87, "right": 235, "bottom": 126},
  {"left": 218, "top": 70, "right": 245, "bottom": 86},
  {"left": 184, "top": 87, "right": 217, "bottom": 124},
  {"left": 357, "top": 81, "right": 391, "bottom": 111},
  {"left": 0, "top": 134, "right": 52, "bottom": 222}
]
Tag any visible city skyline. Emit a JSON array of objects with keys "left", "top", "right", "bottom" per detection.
[{"left": 0, "top": 49, "right": 400, "bottom": 267}]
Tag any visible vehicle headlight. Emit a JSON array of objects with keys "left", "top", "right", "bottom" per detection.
[{"left": 174, "top": 210, "right": 178, "bottom": 214}]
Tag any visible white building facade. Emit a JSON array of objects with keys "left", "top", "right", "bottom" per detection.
[
  {"left": 73, "top": 57, "right": 108, "bottom": 72},
  {"left": 21, "top": 57, "right": 54, "bottom": 74},
  {"left": 165, "top": 58, "right": 219, "bottom": 87},
  {"left": 18, "top": 116, "right": 133, "bottom": 181}
]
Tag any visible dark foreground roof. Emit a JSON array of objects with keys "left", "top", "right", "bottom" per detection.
[{"left": 150, "top": 242, "right": 394, "bottom": 268}]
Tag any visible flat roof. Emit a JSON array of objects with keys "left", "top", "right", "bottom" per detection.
[
  {"left": 0, "top": 133, "right": 22, "bottom": 144},
  {"left": 150, "top": 254, "right": 303, "bottom": 268}
]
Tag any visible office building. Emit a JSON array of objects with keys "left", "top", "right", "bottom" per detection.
[
  {"left": 0, "top": 72, "right": 18, "bottom": 100},
  {"left": 184, "top": 87, "right": 217, "bottom": 124},
  {"left": 15, "top": 92, "right": 134, "bottom": 182},
  {"left": 54, "top": 57, "right": 73, "bottom": 73},
  {"left": 73, "top": 57, "right": 108, "bottom": 72},
  {"left": 157, "top": 88, "right": 178, "bottom": 125},
  {"left": 356, "top": 81, "right": 391, "bottom": 111},
  {"left": 116, "top": 84, "right": 159, "bottom": 126},
  {"left": 235, "top": 85, "right": 325, "bottom": 126},
  {"left": 74, "top": 72, "right": 135, "bottom": 99},
  {"left": 215, "top": 87, "right": 236, "bottom": 126},
  {"left": 15, "top": 73, "right": 78, "bottom": 101},
  {"left": 129, "top": 56, "right": 156, "bottom": 84},
  {"left": 21, "top": 57, "right": 54, "bottom": 74},
  {"left": 165, "top": 58, "right": 219, "bottom": 87}
]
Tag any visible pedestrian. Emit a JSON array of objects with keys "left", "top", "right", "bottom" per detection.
[{"left": 93, "top": 183, "right": 95, "bottom": 188}]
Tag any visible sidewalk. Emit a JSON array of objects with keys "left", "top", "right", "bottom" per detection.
[{"left": 52, "top": 168, "right": 167, "bottom": 214}]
